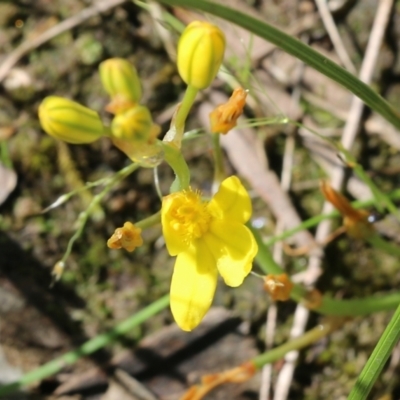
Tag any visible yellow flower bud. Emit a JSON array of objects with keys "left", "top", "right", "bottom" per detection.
[
  {"left": 111, "top": 105, "right": 158, "bottom": 142},
  {"left": 39, "top": 96, "right": 105, "bottom": 144},
  {"left": 99, "top": 58, "right": 142, "bottom": 108},
  {"left": 177, "top": 21, "right": 226, "bottom": 90}
]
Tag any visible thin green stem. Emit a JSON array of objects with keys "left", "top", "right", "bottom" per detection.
[
  {"left": 155, "top": 0, "right": 400, "bottom": 130},
  {"left": 347, "top": 303, "right": 400, "bottom": 400},
  {"left": 175, "top": 85, "right": 199, "bottom": 132},
  {"left": 212, "top": 133, "right": 225, "bottom": 185},
  {"left": 163, "top": 85, "right": 199, "bottom": 147},
  {"left": 0, "top": 141, "right": 12, "bottom": 168},
  {"left": 317, "top": 293, "right": 400, "bottom": 316},
  {"left": 367, "top": 234, "right": 400, "bottom": 258},
  {"left": 0, "top": 294, "right": 170, "bottom": 398},
  {"left": 339, "top": 146, "right": 400, "bottom": 220},
  {"left": 161, "top": 142, "right": 191, "bottom": 192},
  {"left": 136, "top": 211, "right": 161, "bottom": 229},
  {"left": 133, "top": 0, "right": 186, "bottom": 32},
  {"left": 60, "top": 163, "right": 140, "bottom": 265},
  {"left": 41, "top": 177, "right": 112, "bottom": 214},
  {"left": 252, "top": 319, "right": 339, "bottom": 369}
]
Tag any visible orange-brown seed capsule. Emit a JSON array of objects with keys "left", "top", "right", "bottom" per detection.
[
  {"left": 209, "top": 87, "right": 247, "bottom": 134},
  {"left": 320, "top": 180, "right": 374, "bottom": 239},
  {"left": 107, "top": 221, "right": 143, "bottom": 252},
  {"left": 263, "top": 273, "right": 294, "bottom": 301}
]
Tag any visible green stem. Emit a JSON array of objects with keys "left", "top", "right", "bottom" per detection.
[
  {"left": 252, "top": 319, "right": 338, "bottom": 369},
  {"left": 367, "top": 234, "right": 400, "bottom": 258},
  {"left": 60, "top": 162, "right": 140, "bottom": 265},
  {"left": 155, "top": 0, "right": 400, "bottom": 130},
  {"left": 175, "top": 85, "right": 199, "bottom": 133},
  {"left": 317, "top": 293, "right": 400, "bottom": 316},
  {"left": 339, "top": 146, "right": 400, "bottom": 219},
  {"left": 161, "top": 141, "right": 191, "bottom": 192},
  {"left": 212, "top": 133, "right": 225, "bottom": 185},
  {"left": 136, "top": 211, "right": 161, "bottom": 229},
  {"left": 347, "top": 303, "right": 400, "bottom": 400},
  {"left": 0, "top": 141, "right": 12, "bottom": 168},
  {"left": 163, "top": 85, "right": 199, "bottom": 147},
  {"left": 0, "top": 294, "right": 170, "bottom": 398}
]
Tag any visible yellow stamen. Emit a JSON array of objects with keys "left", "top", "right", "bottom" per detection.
[{"left": 167, "top": 189, "right": 211, "bottom": 243}]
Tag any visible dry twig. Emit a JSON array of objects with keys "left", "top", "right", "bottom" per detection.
[{"left": 314, "top": 0, "right": 356, "bottom": 73}]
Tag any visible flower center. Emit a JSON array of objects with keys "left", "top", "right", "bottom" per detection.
[{"left": 168, "top": 189, "right": 211, "bottom": 243}]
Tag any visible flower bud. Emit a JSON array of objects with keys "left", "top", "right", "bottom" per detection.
[
  {"left": 99, "top": 58, "right": 142, "bottom": 106},
  {"left": 177, "top": 21, "right": 225, "bottom": 90},
  {"left": 39, "top": 96, "right": 105, "bottom": 144},
  {"left": 111, "top": 105, "right": 159, "bottom": 142}
]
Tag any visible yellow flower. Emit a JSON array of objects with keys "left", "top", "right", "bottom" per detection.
[
  {"left": 177, "top": 21, "right": 226, "bottom": 90},
  {"left": 209, "top": 87, "right": 247, "bottom": 134},
  {"left": 39, "top": 96, "right": 105, "bottom": 144},
  {"left": 107, "top": 221, "right": 143, "bottom": 252},
  {"left": 161, "top": 176, "right": 258, "bottom": 331}
]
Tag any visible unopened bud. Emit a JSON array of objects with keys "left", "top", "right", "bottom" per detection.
[
  {"left": 111, "top": 105, "right": 159, "bottom": 142},
  {"left": 177, "top": 21, "right": 225, "bottom": 90},
  {"left": 99, "top": 58, "right": 142, "bottom": 107},
  {"left": 39, "top": 96, "right": 105, "bottom": 144}
]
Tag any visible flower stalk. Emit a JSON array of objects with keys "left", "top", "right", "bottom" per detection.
[
  {"left": 211, "top": 133, "right": 225, "bottom": 191},
  {"left": 163, "top": 84, "right": 199, "bottom": 148}
]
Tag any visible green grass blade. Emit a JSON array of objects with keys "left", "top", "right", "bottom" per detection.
[
  {"left": 347, "top": 303, "right": 400, "bottom": 400},
  {"left": 155, "top": 0, "right": 400, "bottom": 130}
]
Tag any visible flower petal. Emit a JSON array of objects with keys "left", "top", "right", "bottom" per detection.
[
  {"left": 207, "top": 176, "right": 251, "bottom": 223},
  {"left": 170, "top": 241, "right": 218, "bottom": 331},
  {"left": 204, "top": 220, "right": 258, "bottom": 287},
  {"left": 161, "top": 194, "right": 188, "bottom": 255}
]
